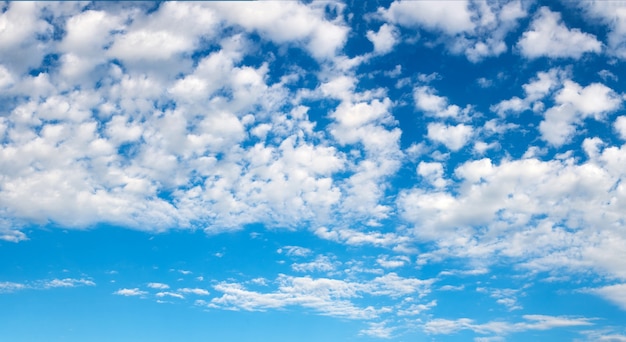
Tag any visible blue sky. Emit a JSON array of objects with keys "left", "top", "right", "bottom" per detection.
[{"left": 1, "top": 1, "right": 626, "bottom": 341}]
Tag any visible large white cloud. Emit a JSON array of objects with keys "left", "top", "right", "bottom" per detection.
[
  {"left": 208, "top": 1, "right": 349, "bottom": 60},
  {"left": 517, "top": 7, "right": 602, "bottom": 59},
  {"left": 577, "top": 1, "right": 626, "bottom": 59},
  {"left": 381, "top": 0, "right": 527, "bottom": 62},
  {"left": 399, "top": 139, "right": 626, "bottom": 279},
  {"left": 427, "top": 123, "right": 474, "bottom": 151},
  {"left": 383, "top": 0, "right": 474, "bottom": 35},
  {"left": 539, "top": 80, "right": 622, "bottom": 146}
]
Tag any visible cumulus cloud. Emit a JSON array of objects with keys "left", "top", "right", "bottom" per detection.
[
  {"left": 517, "top": 7, "right": 602, "bottom": 59},
  {"left": 208, "top": 1, "right": 349, "bottom": 60},
  {"left": 577, "top": 1, "right": 626, "bottom": 59},
  {"left": 427, "top": 123, "right": 474, "bottom": 151},
  {"left": 614, "top": 116, "right": 626, "bottom": 140},
  {"left": 414, "top": 86, "right": 463, "bottom": 119},
  {"left": 398, "top": 140, "right": 626, "bottom": 279},
  {"left": 491, "top": 68, "right": 567, "bottom": 116},
  {"left": 381, "top": 0, "right": 527, "bottom": 62},
  {"left": 539, "top": 80, "right": 621, "bottom": 146},
  {"left": 366, "top": 24, "right": 399, "bottom": 55},
  {"left": 382, "top": 0, "right": 474, "bottom": 35}
]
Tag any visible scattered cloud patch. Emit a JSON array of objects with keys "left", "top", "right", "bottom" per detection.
[{"left": 518, "top": 7, "right": 602, "bottom": 59}]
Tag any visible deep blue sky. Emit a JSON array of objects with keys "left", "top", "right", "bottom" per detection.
[{"left": 2, "top": 1, "right": 626, "bottom": 341}]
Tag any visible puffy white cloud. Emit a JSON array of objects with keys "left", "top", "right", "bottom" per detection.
[
  {"left": 366, "top": 24, "right": 399, "bottom": 55},
  {"left": 381, "top": 0, "right": 527, "bottom": 62},
  {"left": 615, "top": 116, "right": 626, "bottom": 140},
  {"left": 491, "top": 68, "right": 568, "bottom": 116},
  {"left": 208, "top": 1, "right": 348, "bottom": 60},
  {"left": 577, "top": 1, "right": 626, "bottom": 58},
  {"left": 58, "top": 9, "right": 123, "bottom": 81},
  {"left": 517, "top": 7, "right": 602, "bottom": 59},
  {"left": 540, "top": 80, "right": 621, "bottom": 146},
  {"left": 383, "top": 0, "right": 474, "bottom": 35},
  {"left": 417, "top": 162, "right": 447, "bottom": 188},
  {"left": 0, "top": 221, "right": 28, "bottom": 242},
  {"left": 414, "top": 86, "right": 462, "bottom": 119},
  {"left": 491, "top": 68, "right": 621, "bottom": 146},
  {"left": 108, "top": 2, "right": 218, "bottom": 63},
  {"left": 398, "top": 140, "right": 626, "bottom": 279},
  {"left": 376, "top": 255, "right": 410, "bottom": 269},
  {"left": 427, "top": 123, "right": 474, "bottom": 151},
  {"left": 0, "top": 2, "right": 53, "bottom": 73}
]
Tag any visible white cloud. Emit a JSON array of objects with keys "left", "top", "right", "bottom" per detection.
[
  {"left": 398, "top": 141, "right": 626, "bottom": 279},
  {"left": 423, "top": 315, "right": 593, "bottom": 335},
  {"left": 383, "top": 0, "right": 474, "bottom": 35},
  {"left": 209, "top": 276, "right": 379, "bottom": 319},
  {"left": 376, "top": 255, "right": 410, "bottom": 269},
  {"left": 360, "top": 321, "right": 395, "bottom": 339},
  {"left": 114, "top": 288, "right": 147, "bottom": 296},
  {"left": 577, "top": 1, "right": 626, "bottom": 59},
  {"left": 588, "top": 284, "right": 626, "bottom": 310},
  {"left": 43, "top": 278, "right": 95, "bottom": 288},
  {"left": 208, "top": 1, "right": 348, "bottom": 60},
  {"left": 107, "top": 2, "right": 218, "bottom": 63},
  {"left": 207, "top": 272, "right": 433, "bottom": 320},
  {"left": 414, "top": 86, "right": 462, "bottom": 119},
  {"left": 381, "top": 0, "right": 527, "bottom": 62},
  {"left": 292, "top": 255, "right": 338, "bottom": 273},
  {"left": 314, "top": 226, "right": 410, "bottom": 250},
  {"left": 366, "top": 24, "right": 399, "bottom": 55},
  {"left": 540, "top": 80, "right": 621, "bottom": 146},
  {"left": 492, "top": 68, "right": 621, "bottom": 146},
  {"left": 417, "top": 162, "right": 448, "bottom": 188},
  {"left": 0, "top": 225, "right": 28, "bottom": 242},
  {"left": 58, "top": 9, "right": 123, "bottom": 81},
  {"left": 279, "top": 246, "right": 312, "bottom": 258},
  {"left": 427, "top": 123, "right": 474, "bottom": 151},
  {"left": 0, "top": 2, "right": 53, "bottom": 73},
  {"left": 147, "top": 282, "right": 170, "bottom": 290},
  {"left": 517, "top": 7, "right": 602, "bottom": 59},
  {"left": 478, "top": 287, "right": 524, "bottom": 311},
  {"left": 0, "top": 281, "right": 26, "bottom": 293},
  {"left": 615, "top": 116, "right": 626, "bottom": 140},
  {"left": 156, "top": 291, "right": 184, "bottom": 299}
]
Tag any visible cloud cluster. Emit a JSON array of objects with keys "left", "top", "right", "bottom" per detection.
[{"left": 380, "top": 0, "right": 527, "bottom": 62}]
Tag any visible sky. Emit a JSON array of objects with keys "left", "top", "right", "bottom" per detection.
[{"left": 1, "top": 0, "right": 626, "bottom": 341}]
